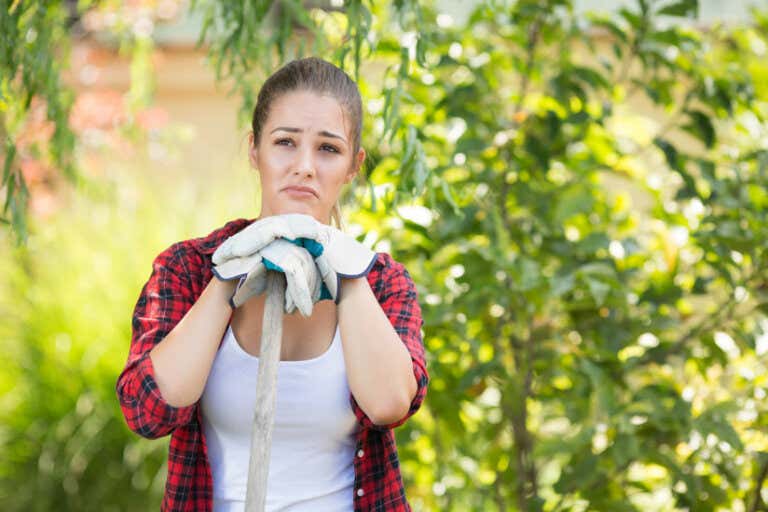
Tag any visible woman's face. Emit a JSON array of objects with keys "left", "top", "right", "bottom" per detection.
[{"left": 250, "top": 90, "right": 365, "bottom": 223}]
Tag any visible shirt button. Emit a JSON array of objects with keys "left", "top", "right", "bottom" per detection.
[
  {"left": 357, "top": 449, "right": 364, "bottom": 458},
  {"left": 357, "top": 488, "right": 365, "bottom": 497}
]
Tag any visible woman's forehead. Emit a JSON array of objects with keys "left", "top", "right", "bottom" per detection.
[{"left": 266, "top": 90, "right": 349, "bottom": 131}]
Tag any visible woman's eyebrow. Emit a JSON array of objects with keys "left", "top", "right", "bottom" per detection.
[
  {"left": 270, "top": 126, "right": 301, "bottom": 134},
  {"left": 318, "top": 130, "right": 347, "bottom": 142},
  {"left": 270, "top": 126, "right": 346, "bottom": 142},
  {"left": 318, "top": 130, "right": 346, "bottom": 142}
]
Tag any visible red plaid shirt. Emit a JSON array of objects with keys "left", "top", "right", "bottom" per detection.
[{"left": 116, "top": 218, "right": 428, "bottom": 511}]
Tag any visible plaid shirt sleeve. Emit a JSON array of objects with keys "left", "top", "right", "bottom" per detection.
[
  {"left": 116, "top": 242, "right": 199, "bottom": 439},
  {"left": 351, "top": 253, "right": 429, "bottom": 431}
]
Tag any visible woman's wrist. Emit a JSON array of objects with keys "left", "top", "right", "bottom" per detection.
[
  {"left": 338, "top": 276, "right": 371, "bottom": 307},
  {"left": 207, "top": 276, "right": 238, "bottom": 308}
]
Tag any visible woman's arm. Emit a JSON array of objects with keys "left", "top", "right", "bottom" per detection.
[
  {"left": 116, "top": 244, "right": 236, "bottom": 438},
  {"left": 149, "top": 277, "right": 236, "bottom": 407},
  {"left": 338, "top": 266, "right": 423, "bottom": 427}
]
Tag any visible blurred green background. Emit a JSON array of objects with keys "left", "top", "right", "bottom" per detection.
[{"left": 2, "top": 0, "right": 768, "bottom": 510}]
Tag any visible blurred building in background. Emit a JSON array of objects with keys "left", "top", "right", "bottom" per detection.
[{"left": 63, "top": 0, "right": 760, "bottom": 187}]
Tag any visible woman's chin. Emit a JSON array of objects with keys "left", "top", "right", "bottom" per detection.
[{"left": 267, "top": 206, "right": 328, "bottom": 223}]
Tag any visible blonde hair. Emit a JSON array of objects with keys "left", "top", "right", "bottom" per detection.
[{"left": 330, "top": 201, "right": 343, "bottom": 229}]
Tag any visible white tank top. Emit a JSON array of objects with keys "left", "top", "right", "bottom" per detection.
[{"left": 200, "top": 324, "right": 358, "bottom": 512}]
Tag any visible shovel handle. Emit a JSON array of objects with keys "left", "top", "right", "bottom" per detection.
[{"left": 244, "top": 271, "right": 285, "bottom": 512}]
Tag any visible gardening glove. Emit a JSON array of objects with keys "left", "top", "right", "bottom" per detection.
[
  {"left": 213, "top": 214, "right": 377, "bottom": 304},
  {"left": 311, "top": 224, "right": 377, "bottom": 302},
  {"left": 211, "top": 252, "right": 267, "bottom": 309},
  {"left": 259, "top": 239, "right": 322, "bottom": 317},
  {"left": 212, "top": 238, "right": 333, "bottom": 313},
  {"left": 212, "top": 214, "right": 321, "bottom": 266}
]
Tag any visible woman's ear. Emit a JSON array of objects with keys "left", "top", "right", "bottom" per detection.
[
  {"left": 248, "top": 132, "right": 259, "bottom": 168},
  {"left": 345, "top": 148, "right": 366, "bottom": 183}
]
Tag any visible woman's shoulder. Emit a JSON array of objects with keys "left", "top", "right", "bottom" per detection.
[
  {"left": 367, "top": 252, "right": 416, "bottom": 293},
  {"left": 370, "top": 252, "right": 407, "bottom": 274}
]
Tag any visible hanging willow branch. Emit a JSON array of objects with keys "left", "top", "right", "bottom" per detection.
[{"left": 2, "top": 0, "right": 438, "bottom": 243}]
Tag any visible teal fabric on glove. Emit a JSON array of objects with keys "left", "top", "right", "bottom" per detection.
[
  {"left": 262, "top": 238, "right": 332, "bottom": 301},
  {"left": 298, "top": 238, "right": 324, "bottom": 258},
  {"left": 258, "top": 239, "right": 319, "bottom": 316}
]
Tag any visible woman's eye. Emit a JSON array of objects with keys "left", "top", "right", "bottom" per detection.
[
  {"left": 276, "top": 138, "right": 293, "bottom": 146},
  {"left": 320, "top": 143, "right": 339, "bottom": 153}
]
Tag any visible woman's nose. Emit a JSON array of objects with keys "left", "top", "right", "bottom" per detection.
[{"left": 293, "top": 147, "right": 316, "bottom": 178}]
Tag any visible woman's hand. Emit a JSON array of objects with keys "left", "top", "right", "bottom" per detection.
[
  {"left": 312, "top": 225, "right": 377, "bottom": 300},
  {"left": 212, "top": 240, "right": 321, "bottom": 316},
  {"left": 212, "top": 213, "right": 378, "bottom": 307},
  {"left": 259, "top": 239, "right": 322, "bottom": 316},
  {"left": 211, "top": 214, "right": 320, "bottom": 265}
]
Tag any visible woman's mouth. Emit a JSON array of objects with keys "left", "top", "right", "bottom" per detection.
[{"left": 282, "top": 185, "right": 318, "bottom": 199}]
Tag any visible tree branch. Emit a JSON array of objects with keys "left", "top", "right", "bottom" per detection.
[
  {"left": 509, "top": 323, "right": 539, "bottom": 510},
  {"left": 513, "top": 17, "right": 543, "bottom": 115},
  {"left": 636, "top": 279, "right": 763, "bottom": 367},
  {"left": 749, "top": 455, "right": 768, "bottom": 512}
]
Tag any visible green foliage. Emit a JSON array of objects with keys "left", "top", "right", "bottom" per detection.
[
  {"left": 3, "top": 1, "right": 768, "bottom": 511},
  {"left": 190, "top": 0, "right": 442, "bottom": 209},
  {"left": 1, "top": 0, "right": 76, "bottom": 243},
  {"left": 350, "top": 1, "right": 768, "bottom": 510},
  {"left": 0, "top": 179, "right": 166, "bottom": 509},
  {"left": 0, "top": 160, "right": 258, "bottom": 509}
]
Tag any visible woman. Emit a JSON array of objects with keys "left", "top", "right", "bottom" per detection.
[{"left": 116, "top": 57, "right": 429, "bottom": 512}]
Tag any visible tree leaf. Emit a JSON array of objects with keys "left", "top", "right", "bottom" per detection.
[
  {"left": 654, "top": 137, "right": 681, "bottom": 170},
  {"left": 554, "top": 185, "right": 595, "bottom": 223},
  {"left": 588, "top": 15, "right": 628, "bottom": 43},
  {"left": 683, "top": 109, "right": 716, "bottom": 148},
  {"left": 656, "top": 0, "right": 699, "bottom": 18}
]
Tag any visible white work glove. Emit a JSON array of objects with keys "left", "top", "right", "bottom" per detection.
[
  {"left": 212, "top": 214, "right": 321, "bottom": 265},
  {"left": 260, "top": 239, "right": 322, "bottom": 316},
  {"left": 212, "top": 214, "right": 377, "bottom": 305},
  {"left": 311, "top": 225, "right": 377, "bottom": 301},
  {"left": 211, "top": 240, "right": 321, "bottom": 316},
  {"left": 212, "top": 252, "right": 263, "bottom": 307}
]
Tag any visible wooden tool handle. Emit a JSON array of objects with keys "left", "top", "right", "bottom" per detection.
[{"left": 244, "top": 271, "right": 286, "bottom": 512}]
